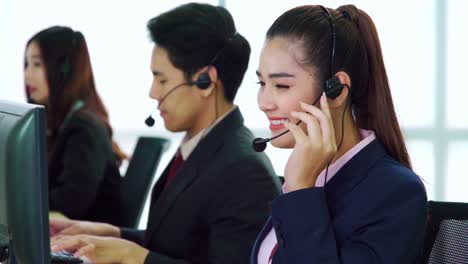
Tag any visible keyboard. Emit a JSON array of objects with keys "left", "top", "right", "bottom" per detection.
[{"left": 51, "top": 250, "right": 83, "bottom": 263}]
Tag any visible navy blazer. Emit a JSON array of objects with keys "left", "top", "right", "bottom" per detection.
[{"left": 251, "top": 139, "right": 428, "bottom": 264}]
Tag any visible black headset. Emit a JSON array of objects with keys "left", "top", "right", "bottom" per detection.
[
  {"left": 189, "top": 33, "right": 237, "bottom": 90},
  {"left": 59, "top": 56, "right": 70, "bottom": 75},
  {"left": 190, "top": 71, "right": 211, "bottom": 90},
  {"left": 252, "top": 6, "right": 345, "bottom": 152},
  {"left": 57, "top": 31, "right": 78, "bottom": 82},
  {"left": 319, "top": 6, "right": 351, "bottom": 187},
  {"left": 320, "top": 6, "right": 345, "bottom": 100}
]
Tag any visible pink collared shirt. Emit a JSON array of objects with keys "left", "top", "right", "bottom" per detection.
[{"left": 257, "top": 129, "right": 376, "bottom": 264}]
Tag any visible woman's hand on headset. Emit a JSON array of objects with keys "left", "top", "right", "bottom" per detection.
[{"left": 283, "top": 93, "right": 337, "bottom": 192}]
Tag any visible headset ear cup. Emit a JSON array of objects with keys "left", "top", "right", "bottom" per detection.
[
  {"left": 60, "top": 56, "right": 70, "bottom": 74},
  {"left": 195, "top": 73, "right": 211, "bottom": 89},
  {"left": 324, "top": 76, "right": 344, "bottom": 99},
  {"left": 59, "top": 56, "right": 70, "bottom": 81}
]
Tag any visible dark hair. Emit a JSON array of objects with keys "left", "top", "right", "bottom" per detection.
[
  {"left": 25, "top": 26, "right": 127, "bottom": 164},
  {"left": 267, "top": 5, "right": 411, "bottom": 169},
  {"left": 146, "top": 3, "right": 251, "bottom": 102}
]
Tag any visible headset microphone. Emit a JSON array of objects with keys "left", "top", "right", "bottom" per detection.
[
  {"left": 145, "top": 110, "right": 157, "bottom": 127},
  {"left": 144, "top": 83, "right": 185, "bottom": 127},
  {"left": 144, "top": 74, "right": 212, "bottom": 127},
  {"left": 252, "top": 94, "right": 323, "bottom": 152}
]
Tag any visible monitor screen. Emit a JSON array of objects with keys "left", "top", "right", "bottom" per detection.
[{"left": 0, "top": 100, "right": 50, "bottom": 263}]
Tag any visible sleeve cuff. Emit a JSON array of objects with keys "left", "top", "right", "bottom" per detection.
[{"left": 120, "top": 227, "right": 145, "bottom": 245}]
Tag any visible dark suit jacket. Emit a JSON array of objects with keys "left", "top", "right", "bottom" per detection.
[
  {"left": 121, "top": 107, "right": 281, "bottom": 264},
  {"left": 48, "top": 110, "right": 124, "bottom": 226},
  {"left": 251, "top": 139, "right": 428, "bottom": 264}
]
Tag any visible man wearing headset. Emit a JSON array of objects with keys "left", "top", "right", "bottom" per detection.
[{"left": 49, "top": 3, "right": 280, "bottom": 264}]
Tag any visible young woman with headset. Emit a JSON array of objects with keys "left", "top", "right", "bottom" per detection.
[
  {"left": 24, "top": 26, "right": 127, "bottom": 225},
  {"left": 251, "top": 5, "right": 427, "bottom": 264}
]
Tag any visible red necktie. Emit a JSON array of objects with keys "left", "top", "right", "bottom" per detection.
[
  {"left": 164, "top": 151, "right": 184, "bottom": 188},
  {"left": 269, "top": 243, "right": 278, "bottom": 263}
]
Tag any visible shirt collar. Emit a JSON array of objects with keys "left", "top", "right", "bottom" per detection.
[{"left": 179, "top": 105, "right": 236, "bottom": 160}]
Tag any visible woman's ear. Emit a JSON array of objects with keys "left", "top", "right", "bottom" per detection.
[{"left": 328, "top": 71, "right": 351, "bottom": 109}]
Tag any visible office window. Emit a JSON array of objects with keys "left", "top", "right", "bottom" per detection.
[
  {"left": 443, "top": 0, "right": 468, "bottom": 199},
  {"left": 448, "top": 0, "right": 468, "bottom": 128},
  {"left": 408, "top": 141, "right": 435, "bottom": 199},
  {"left": 446, "top": 142, "right": 468, "bottom": 202}
]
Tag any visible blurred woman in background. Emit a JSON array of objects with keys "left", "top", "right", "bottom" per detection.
[{"left": 24, "top": 26, "right": 127, "bottom": 226}]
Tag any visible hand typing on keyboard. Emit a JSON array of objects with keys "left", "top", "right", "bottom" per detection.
[
  {"left": 50, "top": 219, "right": 120, "bottom": 238},
  {"left": 51, "top": 235, "right": 150, "bottom": 264}
]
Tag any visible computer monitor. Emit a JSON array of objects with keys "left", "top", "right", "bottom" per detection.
[{"left": 0, "top": 100, "right": 50, "bottom": 263}]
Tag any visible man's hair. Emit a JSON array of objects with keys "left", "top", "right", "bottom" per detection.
[{"left": 147, "top": 3, "right": 251, "bottom": 102}]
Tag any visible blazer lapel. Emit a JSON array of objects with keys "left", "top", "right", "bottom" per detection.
[
  {"left": 143, "top": 155, "right": 175, "bottom": 244},
  {"left": 325, "top": 139, "right": 387, "bottom": 212}
]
